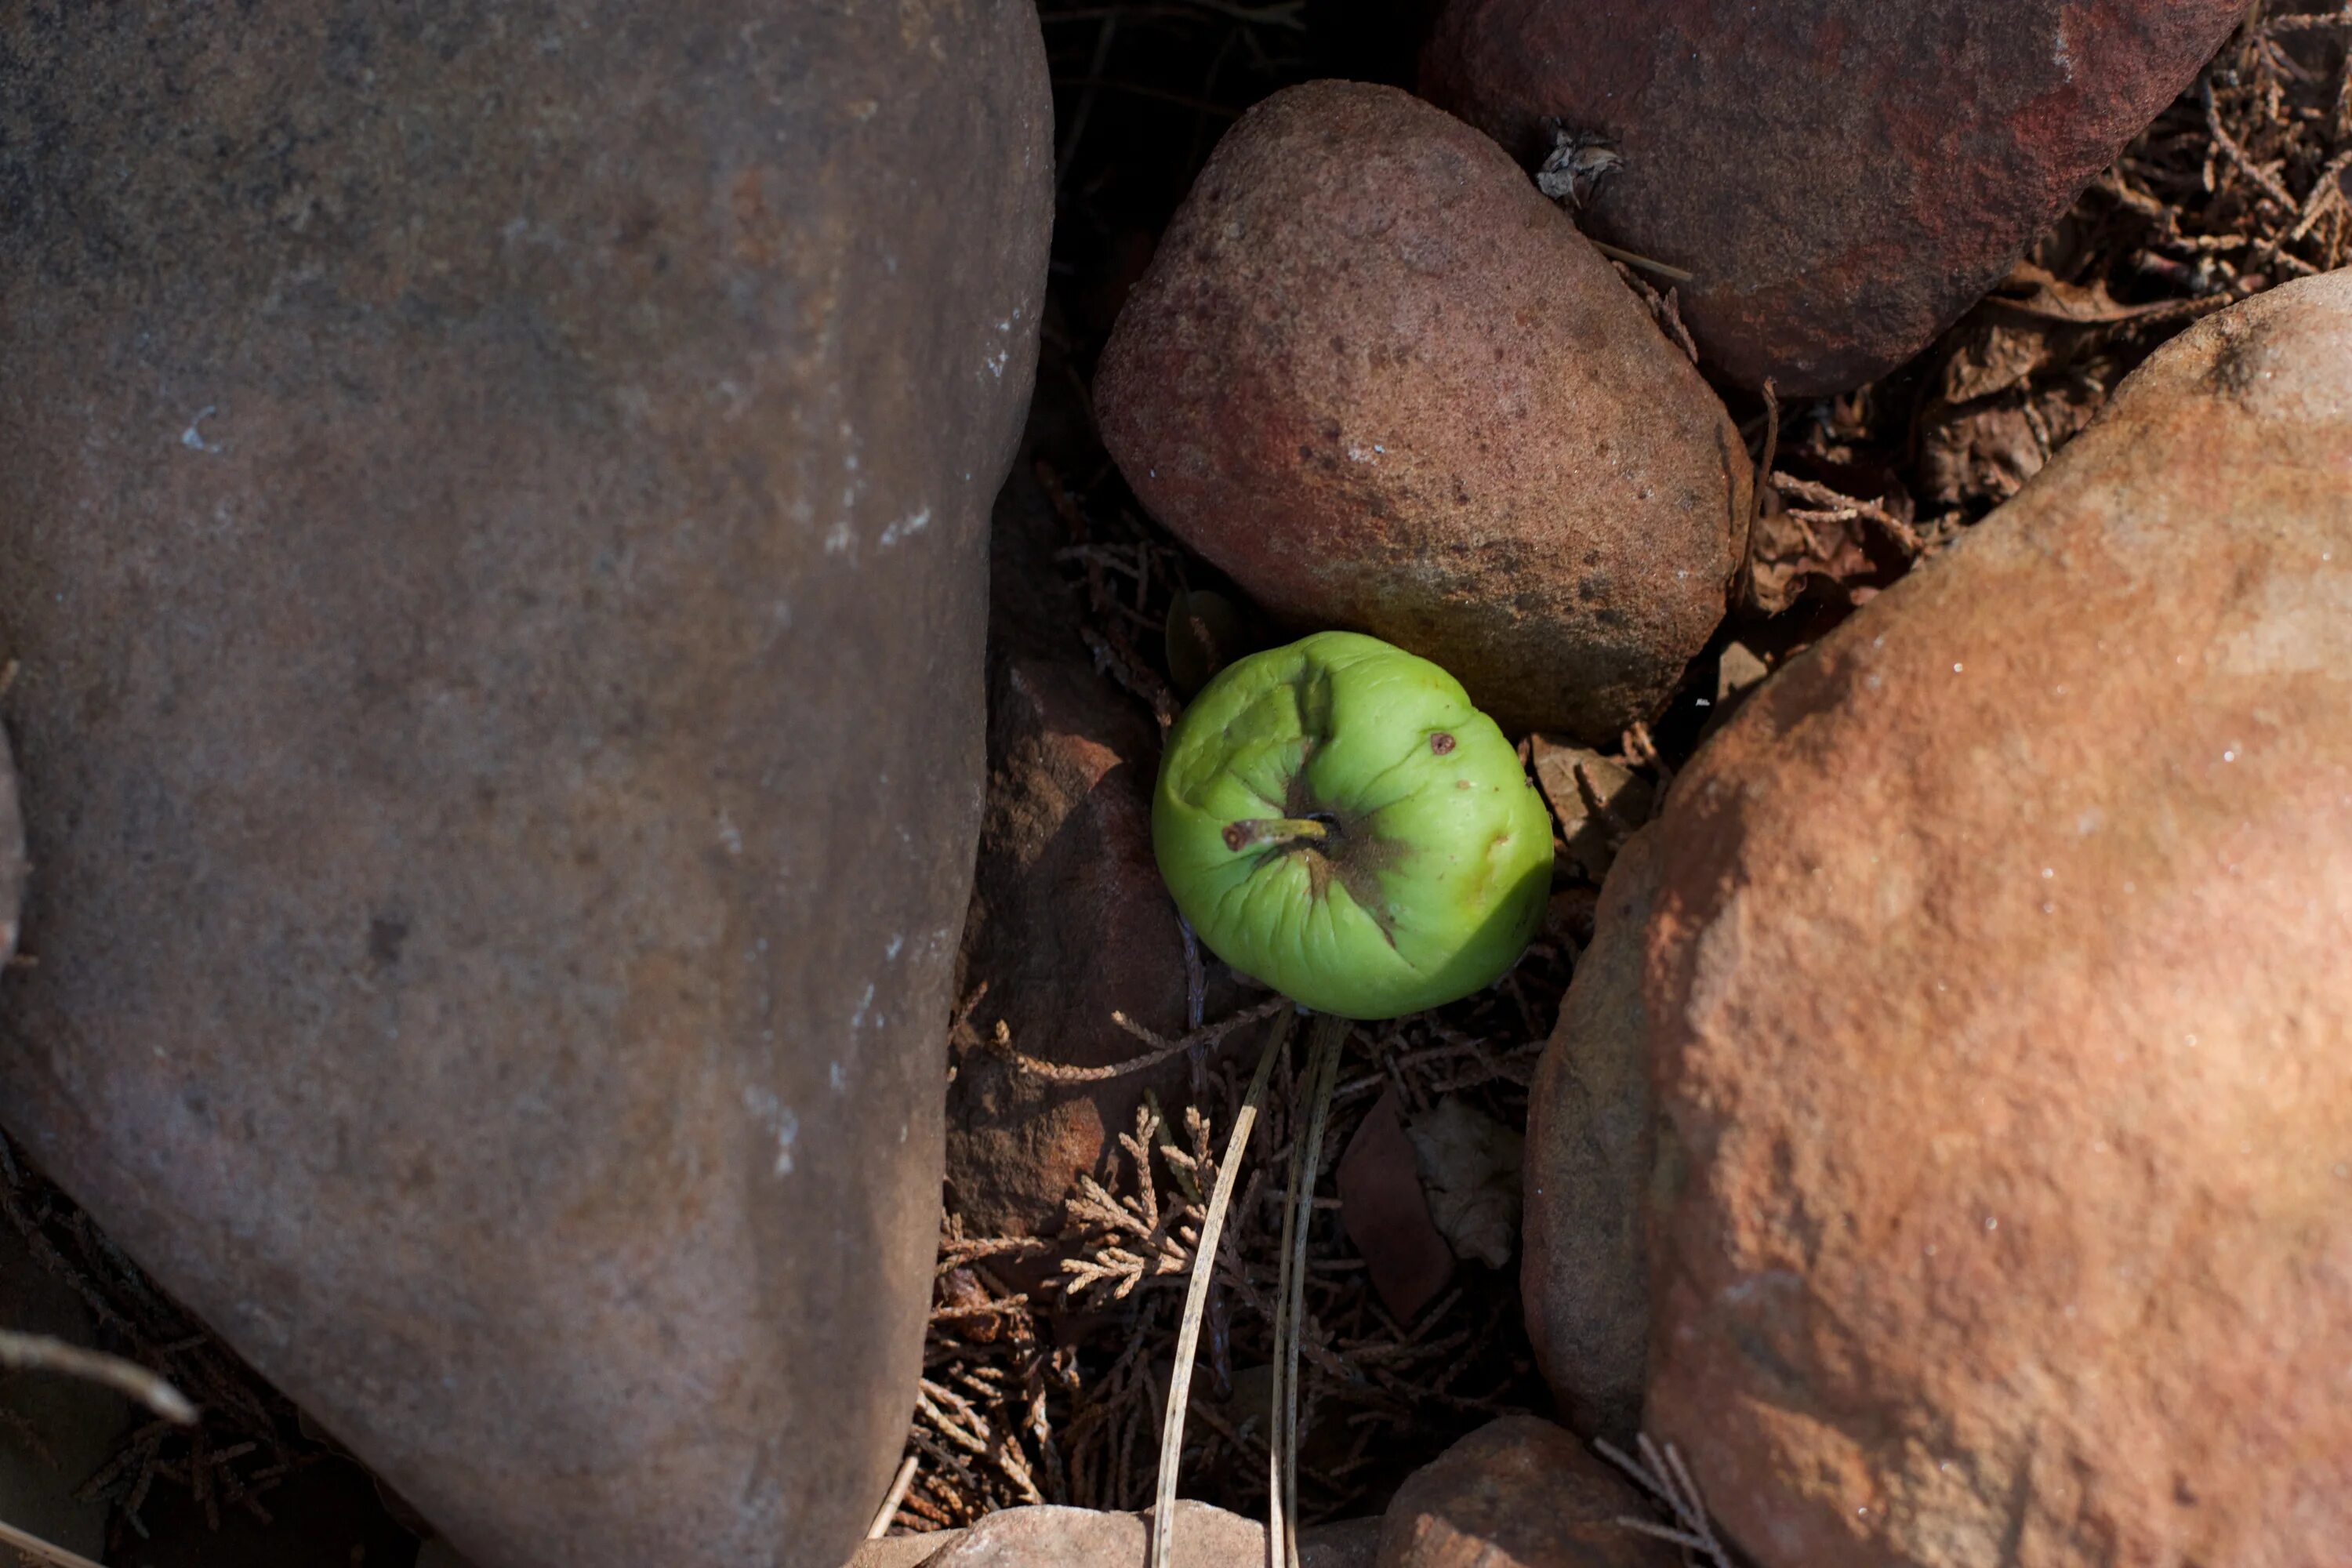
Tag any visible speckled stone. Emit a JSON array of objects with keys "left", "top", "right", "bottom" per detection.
[
  {"left": 1375, "top": 1416, "right": 1675, "bottom": 1568},
  {"left": 1519, "top": 826, "right": 1658, "bottom": 1445},
  {"left": 1640, "top": 273, "right": 2352, "bottom": 1566},
  {"left": 0, "top": 6, "right": 1051, "bottom": 1567},
  {"left": 1423, "top": 0, "right": 2249, "bottom": 392},
  {"left": 1097, "top": 81, "right": 1749, "bottom": 743}
]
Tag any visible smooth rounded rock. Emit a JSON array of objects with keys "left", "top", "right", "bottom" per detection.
[
  {"left": 1519, "top": 825, "right": 1659, "bottom": 1446},
  {"left": 1374, "top": 1415, "right": 1675, "bottom": 1568},
  {"left": 1641, "top": 273, "right": 2352, "bottom": 1566},
  {"left": 909, "top": 1501, "right": 1377, "bottom": 1568},
  {"left": 1097, "top": 81, "right": 1751, "bottom": 743},
  {"left": 1423, "top": 0, "right": 2249, "bottom": 393},
  {"left": 0, "top": 7, "right": 1051, "bottom": 1568}
]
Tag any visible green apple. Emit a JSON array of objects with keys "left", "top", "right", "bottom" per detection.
[{"left": 1154, "top": 631, "right": 1555, "bottom": 1019}]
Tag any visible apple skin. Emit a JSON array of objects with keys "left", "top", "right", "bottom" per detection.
[{"left": 1154, "top": 630, "right": 1555, "bottom": 1019}]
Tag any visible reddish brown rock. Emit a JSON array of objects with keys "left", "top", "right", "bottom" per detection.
[
  {"left": 1097, "top": 80, "right": 1751, "bottom": 742},
  {"left": 0, "top": 7, "right": 1050, "bottom": 1568},
  {"left": 948, "top": 656, "right": 1211, "bottom": 1241},
  {"left": 907, "top": 1501, "right": 1374, "bottom": 1568},
  {"left": 842, "top": 1539, "right": 946, "bottom": 1568},
  {"left": 1422, "top": 0, "right": 2249, "bottom": 393},
  {"left": 1375, "top": 1415, "right": 1675, "bottom": 1567},
  {"left": 1640, "top": 273, "right": 2352, "bottom": 1566},
  {"left": 1520, "top": 826, "right": 1659, "bottom": 1445}
]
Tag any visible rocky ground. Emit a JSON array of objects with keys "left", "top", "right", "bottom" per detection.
[
  {"left": 889, "top": 0, "right": 2352, "bottom": 1549},
  {"left": 0, "top": 3, "right": 2345, "bottom": 1566}
]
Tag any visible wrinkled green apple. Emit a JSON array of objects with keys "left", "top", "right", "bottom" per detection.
[{"left": 1154, "top": 631, "right": 1555, "bottom": 1018}]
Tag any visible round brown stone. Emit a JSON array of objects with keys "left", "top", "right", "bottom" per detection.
[
  {"left": 1642, "top": 273, "right": 2352, "bottom": 1566},
  {"left": 1423, "top": 0, "right": 2249, "bottom": 393},
  {"left": 1096, "top": 80, "right": 1749, "bottom": 743},
  {"left": 1374, "top": 1415, "right": 1677, "bottom": 1568}
]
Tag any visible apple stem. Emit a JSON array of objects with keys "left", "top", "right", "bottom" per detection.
[{"left": 1223, "top": 815, "right": 1334, "bottom": 852}]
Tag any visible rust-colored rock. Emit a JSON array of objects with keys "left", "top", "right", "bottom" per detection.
[
  {"left": 1422, "top": 0, "right": 2248, "bottom": 393},
  {"left": 1374, "top": 1415, "right": 1675, "bottom": 1568},
  {"left": 1641, "top": 273, "right": 2352, "bottom": 1566},
  {"left": 1520, "top": 826, "right": 1659, "bottom": 1446},
  {"left": 948, "top": 655, "right": 1215, "bottom": 1242},
  {"left": 1097, "top": 80, "right": 1750, "bottom": 742},
  {"left": 909, "top": 1502, "right": 1376, "bottom": 1568},
  {"left": 0, "top": 7, "right": 1050, "bottom": 1568},
  {"left": 842, "top": 1540, "right": 946, "bottom": 1568}
]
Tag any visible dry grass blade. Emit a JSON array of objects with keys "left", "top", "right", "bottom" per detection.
[
  {"left": 1152, "top": 1007, "right": 1294, "bottom": 1568},
  {"left": 0, "top": 1516, "right": 107, "bottom": 1568},
  {"left": 1270, "top": 1012, "right": 1348, "bottom": 1568},
  {"left": 867, "top": 1453, "right": 920, "bottom": 1539},
  {"left": 0, "top": 1329, "right": 195, "bottom": 1424},
  {"left": 1267, "top": 1132, "right": 1301, "bottom": 1557}
]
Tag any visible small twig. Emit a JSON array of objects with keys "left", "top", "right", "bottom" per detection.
[
  {"left": 2203, "top": 79, "right": 2302, "bottom": 213},
  {"left": 1080, "top": 626, "right": 1181, "bottom": 730},
  {"left": 1770, "top": 474, "right": 1922, "bottom": 555},
  {"left": 1596, "top": 1434, "right": 1733, "bottom": 1568},
  {"left": 1151, "top": 1007, "right": 1295, "bottom": 1568},
  {"left": 866, "top": 1454, "right": 920, "bottom": 1538},
  {"left": 1610, "top": 262, "right": 1700, "bottom": 365},
  {"left": 1751, "top": 378, "right": 1779, "bottom": 547},
  {"left": 935, "top": 1232, "right": 1053, "bottom": 1273},
  {"left": 0, "top": 1331, "right": 195, "bottom": 1424},
  {"left": 1011, "top": 997, "right": 1287, "bottom": 1083},
  {"left": 1587, "top": 238, "right": 1695, "bottom": 283},
  {"left": 2289, "top": 148, "right": 2352, "bottom": 240},
  {"left": 2262, "top": 8, "right": 2352, "bottom": 35}
]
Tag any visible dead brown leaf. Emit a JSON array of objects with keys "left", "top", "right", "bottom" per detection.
[
  {"left": 1528, "top": 739, "right": 1654, "bottom": 884},
  {"left": 1403, "top": 1098, "right": 1523, "bottom": 1272}
]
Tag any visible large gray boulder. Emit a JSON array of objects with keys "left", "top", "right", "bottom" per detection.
[{"left": 0, "top": 6, "right": 1051, "bottom": 1566}]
